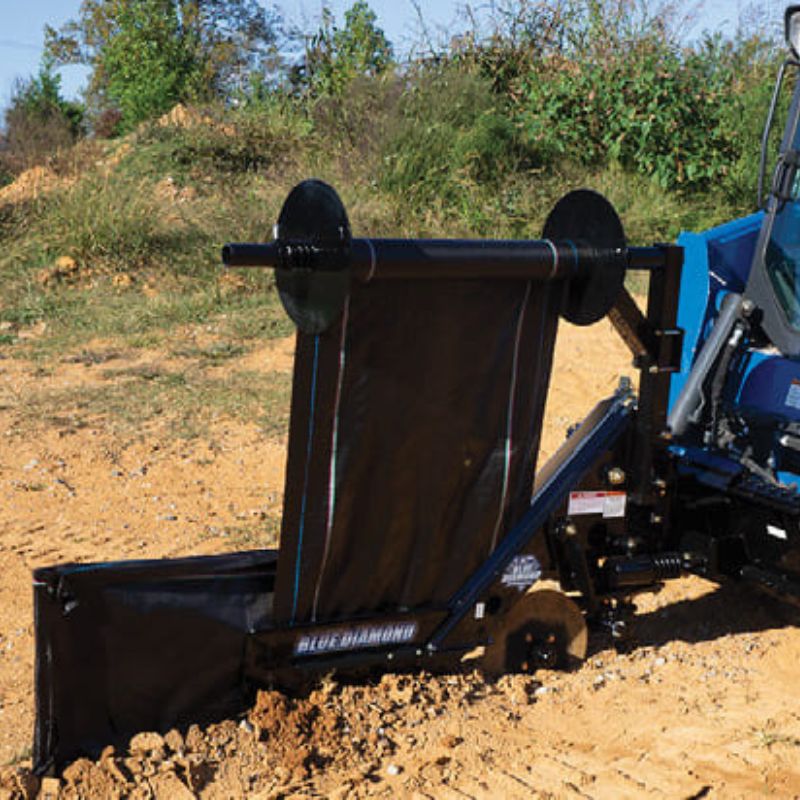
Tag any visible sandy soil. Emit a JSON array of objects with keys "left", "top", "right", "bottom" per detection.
[{"left": 1, "top": 316, "right": 799, "bottom": 799}]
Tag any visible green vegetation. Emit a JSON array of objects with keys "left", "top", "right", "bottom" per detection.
[
  {"left": 1, "top": 56, "right": 84, "bottom": 174},
  {"left": 0, "top": 0, "right": 792, "bottom": 434},
  {"left": 45, "top": 0, "right": 280, "bottom": 131},
  {"left": 301, "top": 0, "right": 394, "bottom": 97}
]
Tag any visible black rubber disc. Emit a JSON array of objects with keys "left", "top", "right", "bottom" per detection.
[
  {"left": 543, "top": 190, "right": 627, "bottom": 326},
  {"left": 275, "top": 179, "right": 352, "bottom": 334}
]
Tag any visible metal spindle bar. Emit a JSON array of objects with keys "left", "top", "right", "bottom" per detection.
[
  {"left": 223, "top": 238, "right": 638, "bottom": 281},
  {"left": 222, "top": 243, "right": 277, "bottom": 267},
  {"left": 349, "top": 239, "right": 582, "bottom": 280},
  {"left": 627, "top": 246, "right": 671, "bottom": 270}
]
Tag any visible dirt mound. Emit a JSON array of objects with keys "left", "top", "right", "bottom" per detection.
[
  {"left": 156, "top": 104, "right": 235, "bottom": 137},
  {"left": 0, "top": 672, "right": 497, "bottom": 798},
  {"left": 0, "top": 166, "right": 67, "bottom": 206},
  {"left": 246, "top": 672, "right": 489, "bottom": 782},
  {"left": 157, "top": 103, "right": 207, "bottom": 129}
]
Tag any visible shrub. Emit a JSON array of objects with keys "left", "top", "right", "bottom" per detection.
[
  {"left": 46, "top": 0, "right": 282, "bottom": 129},
  {"left": 299, "top": 1, "right": 394, "bottom": 97},
  {"left": 516, "top": 36, "right": 738, "bottom": 190},
  {"left": 712, "top": 31, "right": 785, "bottom": 208},
  {"left": 438, "top": 0, "right": 780, "bottom": 203},
  {"left": 94, "top": 108, "right": 124, "bottom": 139},
  {"left": 380, "top": 68, "right": 529, "bottom": 208},
  {"left": 310, "top": 73, "right": 402, "bottom": 156},
  {"left": 146, "top": 101, "right": 311, "bottom": 176},
  {"left": 99, "top": 0, "right": 195, "bottom": 131}
]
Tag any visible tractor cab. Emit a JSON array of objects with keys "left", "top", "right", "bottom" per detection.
[{"left": 747, "top": 5, "right": 800, "bottom": 358}]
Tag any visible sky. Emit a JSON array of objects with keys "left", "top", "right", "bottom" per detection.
[{"left": 0, "top": 0, "right": 785, "bottom": 112}]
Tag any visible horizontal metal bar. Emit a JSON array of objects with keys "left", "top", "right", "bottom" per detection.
[
  {"left": 350, "top": 238, "right": 585, "bottom": 280},
  {"left": 222, "top": 237, "right": 621, "bottom": 281},
  {"left": 627, "top": 246, "right": 670, "bottom": 270},
  {"left": 222, "top": 242, "right": 279, "bottom": 267}
]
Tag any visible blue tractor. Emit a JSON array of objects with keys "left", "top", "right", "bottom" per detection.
[
  {"left": 615, "top": 3, "right": 800, "bottom": 604},
  {"left": 535, "top": 6, "right": 800, "bottom": 638}
]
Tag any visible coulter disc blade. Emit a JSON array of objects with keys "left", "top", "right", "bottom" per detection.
[{"left": 483, "top": 587, "right": 588, "bottom": 675}]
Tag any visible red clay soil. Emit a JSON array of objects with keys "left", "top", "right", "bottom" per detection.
[{"left": 0, "top": 318, "right": 799, "bottom": 799}]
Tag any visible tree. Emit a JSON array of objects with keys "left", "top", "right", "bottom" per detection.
[
  {"left": 99, "top": 0, "right": 194, "bottom": 129},
  {"left": 45, "top": 0, "right": 283, "bottom": 129},
  {"left": 1, "top": 57, "right": 84, "bottom": 173},
  {"left": 301, "top": 1, "right": 394, "bottom": 96}
]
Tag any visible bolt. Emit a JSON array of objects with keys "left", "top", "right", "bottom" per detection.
[
  {"left": 611, "top": 620, "right": 628, "bottom": 640},
  {"left": 607, "top": 466, "right": 626, "bottom": 486}
]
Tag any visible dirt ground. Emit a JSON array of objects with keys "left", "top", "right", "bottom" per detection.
[{"left": 1, "top": 315, "right": 799, "bottom": 799}]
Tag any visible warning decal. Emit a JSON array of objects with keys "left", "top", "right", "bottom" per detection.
[
  {"left": 567, "top": 490, "right": 627, "bottom": 519},
  {"left": 785, "top": 379, "right": 800, "bottom": 411}
]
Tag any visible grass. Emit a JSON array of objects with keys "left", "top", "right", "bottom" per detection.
[
  {"left": 0, "top": 132, "right": 298, "bottom": 360},
  {"left": 221, "top": 515, "right": 282, "bottom": 548},
  {"left": 0, "top": 140, "right": 297, "bottom": 438},
  {"left": 0, "top": 98, "right": 758, "bottom": 442},
  {"left": 0, "top": 280, "right": 292, "bottom": 360},
  {"left": 170, "top": 340, "right": 247, "bottom": 363},
  {"left": 13, "top": 360, "right": 292, "bottom": 440}
]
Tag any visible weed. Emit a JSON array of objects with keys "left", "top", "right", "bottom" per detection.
[
  {"left": 61, "top": 349, "right": 122, "bottom": 366},
  {"left": 9, "top": 173, "right": 200, "bottom": 273},
  {"left": 140, "top": 101, "right": 310, "bottom": 178},
  {"left": 171, "top": 341, "right": 247, "bottom": 363},
  {"left": 221, "top": 515, "right": 281, "bottom": 548},
  {"left": 380, "top": 67, "right": 528, "bottom": 212},
  {"left": 752, "top": 721, "right": 800, "bottom": 750},
  {"left": 14, "top": 363, "right": 292, "bottom": 441}
]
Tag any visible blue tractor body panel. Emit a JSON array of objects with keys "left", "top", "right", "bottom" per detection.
[
  {"left": 670, "top": 210, "right": 800, "bottom": 495},
  {"left": 737, "top": 351, "right": 800, "bottom": 423},
  {"left": 670, "top": 212, "right": 762, "bottom": 408}
]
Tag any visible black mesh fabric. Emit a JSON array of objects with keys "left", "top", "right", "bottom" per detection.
[
  {"left": 273, "top": 278, "right": 561, "bottom": 624},
  {"left": 33, "top": 551, "right": 277, "bottom": 771}
]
